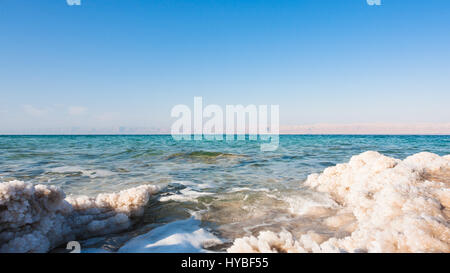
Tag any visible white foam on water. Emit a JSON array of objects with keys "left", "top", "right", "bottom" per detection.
[
  {"left": 0, "top": 181, "right": 159, "bottom": 253},
  {"left": 228, "top": 151, "right": 450, "bottom": 253},
  {"left": 159, "top": 188, "right": 215, "bottom": 203},
  {"left": 283, "top": 191, "right": 338, "bottom": 216},
  {"left": 158, "top": 181, "right": 216, "bottom": 203},
  {"left": 173, "top": 180, "right": 214, "bottom": 190},
  {"left": 49, "top": 166, "right": 115, "bottom": 178},
  {"left": 227, "top": 187, "right": 272, "bottom": 193},
  {"left": 118, "top": 217, "right": 222, "bottom": 253}
]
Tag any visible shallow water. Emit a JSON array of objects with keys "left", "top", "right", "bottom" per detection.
[{"left": 1, "top": 135, "right": 449, "bottom": 252}]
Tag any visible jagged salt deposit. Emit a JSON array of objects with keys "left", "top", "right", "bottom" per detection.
[
  {"left": 228, "top": 151, "right": 450, "bottom": 253},
  {"left": 0, "top": 181, "right": 159, "bottom": 253},
  {"left": 228, "top": 230, "right": 329, "bottom": 253}
]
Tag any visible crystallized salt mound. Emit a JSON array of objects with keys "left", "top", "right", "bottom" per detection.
[
  {"left": 66, "top": 184, "right": 159, "bottom": 218},
  {"left": 227, "top": 230, "right": 330, "bottom": 253},
  {"left": 0, "top": 181, "right": 159, "bottom": 253},
  {"left": 228, "top": 151, "right": 450, "bottom": 253}
]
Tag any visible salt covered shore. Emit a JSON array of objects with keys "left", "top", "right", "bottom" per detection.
[
  {"left": 228, "top": 152, "right": 450, "bottom": 253},
  {"left": 0, "top": 181, "right": 159, "bottom": 252},
  {"left": 1, "top": 151, "right": 449, "bottom": 253}
]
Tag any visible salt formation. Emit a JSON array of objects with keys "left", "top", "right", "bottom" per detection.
[
  {"left": 0, "top": 181, "right": 159, "bottom": 253},
  {"left": 119, "top": 217, "right": 222, "bottom": 253},
  {"left": 228, "top": 230, "right": 328, "bottom": 253},
  {"left": 228, "top": 151, "right": 450, "bottom": 253}
]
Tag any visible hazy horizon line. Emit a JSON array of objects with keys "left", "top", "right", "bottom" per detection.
[{"left": 1, "top": 122, "right": 450, "bottom": 136}]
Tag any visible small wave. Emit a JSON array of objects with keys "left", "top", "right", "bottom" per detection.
[
  {"left": 159, "top": 188, "right": 215, "bottom": 203},
  {"left": 227, "top": 187, "right": 272, "bottom": 193},
  {"left": 48, "top": 166, "right": 115, "bottom": 178},
  {"left": 158, "top": 181, "right": 215, "bottom": 203},
  {"left": 166, "top": 151, "right": 246, "bottom": 163},
  {"left": 172, "top": 180, "right": 214, "bottom": 190}
]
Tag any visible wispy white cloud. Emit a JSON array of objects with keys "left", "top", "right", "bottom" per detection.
[
  {"left": 22, "top": 105, "right": 49, "bottom": 117},
  {"left": 68, "top": 106, "right": 87, "bottom": 116}
]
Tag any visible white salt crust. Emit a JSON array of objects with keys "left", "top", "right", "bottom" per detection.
[
  {"left": 0, "top": 181, "right": 159, "bottom": 253},
  {"left": 228, "top": 152, "right": 450, "bottom": 253}
]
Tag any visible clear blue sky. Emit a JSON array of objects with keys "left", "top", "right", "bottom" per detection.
[{"left": 1, "top": 0, "right": 449, "bottom": 133}]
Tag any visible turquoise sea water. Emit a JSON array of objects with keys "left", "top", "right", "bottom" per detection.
[{"left": 1, "top": 135, "right": 449, "bottom": 251}]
